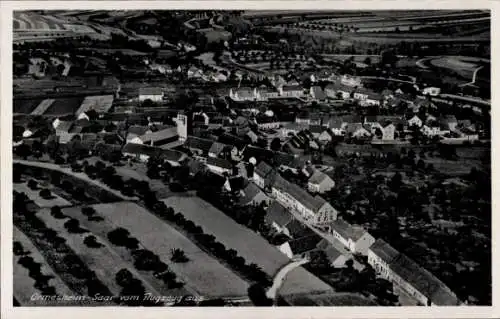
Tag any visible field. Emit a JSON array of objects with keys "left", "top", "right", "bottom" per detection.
[
  {"left": 429, "top": 56, "right": 488, "bottom": 81},
  {"left": 14, "top": 12, "right": 67, "bottom": 30},
  {"left": 93, "top": 48, "right": 150, "bottom": 56},
  {"left": 14, "top": 182, "right": 72, "bottom": 208},
  {"left": 31, "top": 99, "right": 55, "bottom": 116},
  {"left": 78, "top": 202, "right": 250, "bottom": 298},
  {"left": 13, "top": 227, "right": 82, "bottom": 306},
  {"left": 37, "top": 207, "right": 161, "bottom": 298},
  {"left": 43, "top": 97, "right": 85, "bottom": 116},
  {"left": 13, "top": 99, "right": 44, "bottom": 114},
  {"left": 75, "top": 95, "right": 114, "bottom": 116},
  {"left": 162, "top": 196, "right": 334, "bottom": 296}
]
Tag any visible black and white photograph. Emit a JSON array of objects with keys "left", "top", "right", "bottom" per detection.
[{"left": 6, "top": 3, "right": 492, "bottom": 312}]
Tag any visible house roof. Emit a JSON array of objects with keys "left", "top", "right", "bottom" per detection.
[
  {"left": 342, "top": 115, "right": 363, "bottom": 124},
  {"left": 369, "top": 239, "right": 400, "bottom": 263},
  {"left": 272, "top": 174, "right": 330, "bottom": 213},
  {"left": 390, "top": 252, "right": 460, "bottom": 305},
  {"left": 265, "top": 201, "right": 293, "bottom": 226},
  {"left": 282, "top": 85, "right": 303, "bottom": 92},
  {"left": 128, "top": 125, "right": 151, "bottom": 136},
  {"left": 316, "top": 239, "right": 344, "bottom": 261},
  {"left": 139, "top": 87, "right": 164, "bottom": 96},
  {"left": 330, "top": 219, "right": 368, "bottom": 242},
  {"left": 309, "top": 125, "right": 324, "bottom": 134},
  {"left": 239, "top": 182, "right": 263, "bottom": 204},
  {"left": 441, "top": 115, "right": 458, "bottom": 123},
  {"left": 206, "top": 156, "right": 233, "bottom": 170},
  {"left": 345, "top": 123, "right": 367, "bottom": 134},
  {"left": 138, "top": 126, "right": 178, "bottom": 143},
  {"left": 122, "top": 143, "right": 187, "bottom": 162},
  {"left": 311, "top": 86, "right": 326, "bottom": 100},
  {"left": 328, "top": 118, "right": 343, "bottom": 129},
  {"left": 285, "top": 218, "right": 316, "bottom": 239},
  {"left": 185, "top": 136, "right": 215, "bottom": 153},
  {"left": 255, "top": 161, "right": 274, "bottom": 177},
  {"left": 243, "top": 146, "right": 296, "bottom": 167},
  {"left": 209, "top": 141, "right": 226, "bottom": 155},
  {"left": 308, "top": 170, "right": 331, "bottom": 185},
  {"left": 55, "top": 120, "right": 74, "bottom": 132},
  {"left": 289, "top": 234, "right": 324, "bottom": 255}
]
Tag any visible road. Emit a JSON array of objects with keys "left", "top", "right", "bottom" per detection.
[
  {"left": 265, "top": 257, "right": 310, "bottom": 302},
  {"left": 13, "top": 159, "right": 139, "bottom": 201}
]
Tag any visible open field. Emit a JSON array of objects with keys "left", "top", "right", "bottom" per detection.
[
  {"left": 44, "top": 97, "right": 85, "bottom": 116},
  {"left": 31, "top": 99, "right": 56, "bottom": 116},
  {"left": 13, "top": 227, "right": 82, "bottom": 306},
  {"left": 37, "top": 207, "right": 162, "bottom": 299},
  {"left": 81, "top": 202, "right": 250, "bottom": 298},
  {"left": 14, "top": 99, "right": 44, "bottom": 114},
  {"left": 75, "top": 95, "right": 114, "bottom": 116},
  {"left": 429, "top": 56, "right": 488, "bottom": 81},
  {"left": 162, "top": 196, "right": 334, "bottom": 296},
  {"left": 14, "top": 182, "right": 72, "bottom": 208}
]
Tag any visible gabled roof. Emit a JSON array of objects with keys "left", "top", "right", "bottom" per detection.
[
  {"left": 209, "top": 141, "right": 226, "bottom": 155},
  {"left": 122, "top": 143, "right": 187, "bottom": 162},
  {"left": 265, "top": 201, "right": 293, "bottom": 226},
  {"left": 285, "top": 218, "right": 316, "bottom": 239},
  {"left": 255, "top": 161, "right": 274, "bottom": 177},
  {"left": 342, "top": 115, "right": 363, "bottom": 124},
  {"left": 289, "top": 234, "right": 324, "bottom": 255},
  {"left": 328, "top": 118, "right": 343, "bottom": 129},
  {"left": 308, "top": 170, "right": 332, "bottom": 185},
  {"left": 137, "top": 126, "right": 178, "bottom": 143},
  {"left": 346, "top": 123, "right": 368, "bottom": 134},
  {"left": 272, "top": 174, "right": 330, "bottom": 213},
  {"left": 139, "top": 87, "right": 164, "bottom": 96},
  {"left": 206, "top": 156, "right": 232, "bottom": 170},
  {"left": 282, "top": 85, "right": 303, "bottom": 91},
  {"left": 309, "top": 125, "right": 324, "bottom": 134},
  {"left": 316, "top": 239, "right": 345, "bottom": 261},
  {"left": 128, "top": 125, "right": 152, "bottom": 136},
  {"left": 185, "top": 136, "right": 215, "bottom": 153},
  {"left": 330, "top": 219, "right": 368, "bottom": 242},
  {"left": 239, "top": 182, "right": 264, "bottom": 204}
]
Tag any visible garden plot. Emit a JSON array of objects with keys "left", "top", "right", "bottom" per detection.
[
  {"left": 13, "top": 227, "right": 80, "bottom": 306},
  {"left": 75, "top": 95, "right": 114, "bottom": 116},
  {"left": 37, "top": 208, "right": 161, "bottom": 299},
  {"left": 80, "top": 202, "right": 250, "bottom": 298},
  {"left": 14, "top": 99, "right": 44, "bottom": 114},
  {"left": 31, "top": 99, "right": 55, "bottom": 116},
  {"left": 14, "top": 182, "right": 72, "bottom": 208},
  {"left": 44, "top": 97, "right": 85, "bottom": 116}
]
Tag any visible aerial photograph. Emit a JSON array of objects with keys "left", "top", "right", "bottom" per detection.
[{"left": 12, "top": 9, "right": 490, "bottom": 307}]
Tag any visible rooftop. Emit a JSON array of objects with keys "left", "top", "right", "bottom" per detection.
[
  {"left": 122, "top": 143, "right": 187, "bottom": 162},
  {"left": 206, "top": 156, "right": 233, "bottom": 170},
  {"left": 139, "top": 87, "right": 164, "bottom": 96},
  {"left": 330, "top": 219, "right": 368, "bottom": 242},
  {"left": 265, "top": 201, "right": 293, "bottom": 226}
]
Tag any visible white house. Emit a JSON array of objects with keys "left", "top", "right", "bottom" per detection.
[
  {"left": 279, "top": 85, "right": 304, "bottom": 98},
  {"left": 422, "top": 87, "right": 441, "bottom": 96},
  {"left": 307, "top": 170, "right": 335, "bottom": 193},
  {"left": 139, "top": 87, "right": 164, "bottom": 102},
  {"left": 421, "top": 125, "right": 441, "bottom": 137},
  {"left": 229, "top": 87, "right": 260, "bottom": 101},
  {"left": 329, "top": 219, "right": 375, "bottom": 255},
  {"left": 318, "top": 129, "right": 334, "bottom": 143},
  {"left": 382, "top": 123, "right": 396, "bottom": 140},
  {"left": 408, "top": 115, "right": 423, "bottom": 128},
  {"left": 272, "top": 175, "right": 338, "bottom": 224},
  {"left": 368, "top": 239, "right": 461, "bottom": 306}
]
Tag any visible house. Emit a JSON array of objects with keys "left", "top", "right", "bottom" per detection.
[
  {"left": 286, "top": 234, "right": 324, "bottom": 259},
  {"left": 421, "top": 124, "right": 441, "bottom": 137},
  {"left": 271, "top": 174, "right": 338, "bottom": 224},
  {"left": 345, "top": 123, "right": 371, "bottom": 139},
  {"left": 281, "top": 122, "right": 309, "bottom": 137},
  {"left": 315, "top": 239, "right": 349, "bottom": 268},
  {"left": 279, "top": 85, "right": 304, "bottom": 98},
  {"left": 208, "top": 141, "right": 226, "bottom": 158},
  {"left": 129, "top": 126, "right": 178, "bottom": 147},
  {"left": 408, "top": 115, "right": 423, "bottom": 128},
  {"left": 238, "top": 182, "right": 269, "bottom": 206},
  {"left": 258, "top": 86, "right": 280, "bottom": 100},
  {"left": 184, "top": 136, "right": 214, "bottom": 156},
  {"left": 368, "top": 239, "right": 461, "bottom": 306},
  {"left": 125, "top": 125, "right": 152, "bottom": 143},
  {"left": 329, "top": 219, "right": 375, "bottom": 255},
  {"left": 422, "top": 87, "right": 441, "bottom": 96},
  {"left": 187, "top": 66, "right": 203, "bottom": 79},
  {"left": 296, "top": 112, "right": 311, "bottom": 125},
  {"left": 340, "top": 74, "right": 361, "bottom": 87},
  {"left": 310, "top": 86, "right": 327, "bottom": 101},
  {"left": 246, "top": 130, "right": 259, "bottom": 144},
  {"left": 318, "top": 129, "right": 334, "bottom": 143},
  {"left": 381, "top": 123, "right": 396, "bottom": 140},
  {"left": 206, "top": 156, "right": 233, "bottom": 175},
  {"left": 122, "top": 143, "right": 187, "bottom": 166},
  {"left": 309, "top": 125, "right": 324, "bottom": 139},
  {"left": 413, "top": 97, "right": 436, "bottom": 112},
  {"left": 440, "top": 115, "right": 458, "bottom": 131},
  {"left": 229, "top": 87, "right": 259, "bottom": 101},
  {"left": 139, "top": 87, "right": 164, "bottom": 102},
  {"left": 365, "top": 93, "right": 382, "bottom": 106},
  {"left": 324, "top": 83, "right": 351, "bottom": 100},
  {"left": 308, "top": 170, "right": 335, "bottom": 193},
  {"left": 253, "top": 161, "right": 277, "bottom": 190},
  {"left": 265, "top": 201, "right": 293, "bottom": 236},
  {"left": 327, "top": 118, "right": 345, "bottom": 136},
  {"left": 341, "top": 115, "right": 363, "bottom": 128}
]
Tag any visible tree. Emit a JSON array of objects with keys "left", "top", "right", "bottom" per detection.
[
  {"left": 171, "top": 248, "right": 189, "bottom": 263},
  {"left": 107, "top": 227, "right": 131, "bottom": 246},
  {"left": 81, "top": 207, "right": 97, "bottom": 219},
  {"left": 39, "top": 188, "right": 52, "bottom": 199},
  {"left": 84, "top": 235, "right": 103, "bottom": 248},
  {"left": 27, "top": 179, "right": 38, "bottom": 190},
  {"left": 270, "top": 138, "right": 281, "bottom": 151},
  {"left": 50, "top": 206, "right": 65, "bottom": 219},
  {"left": 64, "top": 218, "right": 81, "bottom": 233},
  {"left": 15, "top": 143, "right": 31, "bottom": 160},
  {"left": 13, "top": 241, "right": 25, "bottom": 256},
  {"left": 248, "top": 283, "right": 273, "bottom": 306},
  {"left": 133, "top": 249, "right": 162, "bottom": 271},
  {"left": 115, "top": 268, "right": 133, "bottom": 287}
]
